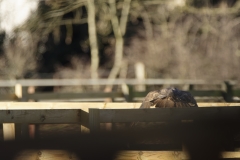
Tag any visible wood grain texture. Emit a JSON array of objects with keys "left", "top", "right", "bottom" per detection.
[
  {"left": 115, "top": 151, "right": 240, "bottom": 160},
  {"left": 0, "top": 79, "right": 225, "bottom": 87},
  {"left": 14, "top": 150, "right": 79, "bottom": 160},
  {"left": 13, "top": 150, "right": 240, "bottom": 160},
  {"left": 89, "top": 108, "right": 100, "bottom": 131},
  {"left": 3, "top": 123, "right": 15, "bottom": 140},
  {"left": 0, "top": 109, "right": 81, "bottom": 123},
  {"left": 25, "top": 92, "right": 123, "bottom": 100},
  {"left": 0, "top": 102, "right": 239, "bottom": 111},
  {"left": 0, "top": 102, "right": 239, "bottom": 159},
  {"left": 98, "top": 107, "right": 240, "bottom": 123}
]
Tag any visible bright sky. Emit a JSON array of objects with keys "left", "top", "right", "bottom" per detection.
[{"left": 0, "top": 0, "right": 38, "bottom": 35}]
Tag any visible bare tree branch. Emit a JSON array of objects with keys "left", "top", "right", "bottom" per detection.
[
  {"left": 87, "top": 0, "right": 99, "bottom": 90},
  {"left": 43, "top": 0, "right": 87, "bottom": 20},
  {"left": 105, "top": 0, "right": 131, "bottom": 91}
]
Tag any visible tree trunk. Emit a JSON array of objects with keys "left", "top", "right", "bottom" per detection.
[
  {"left": 87, "top": 0, "right": 99, "bottom": 90},
  {"left": 105, "top": 0, "right": 131, "bottom": 93}
]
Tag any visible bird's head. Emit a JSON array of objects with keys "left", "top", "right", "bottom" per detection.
[
  {"left": 158, "top": 87, "right": 176, "bottom": 98},
  {"left": 167, "top": 87, "right": 178, "bottom": 96}
]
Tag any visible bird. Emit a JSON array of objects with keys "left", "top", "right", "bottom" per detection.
[
  {"left": 129, "top": 87, "right": 198, "bottom": 145},
  {"left": 130, "top": 87, "right": 198, "bottom": 127},
  {"left": 140, "top": 87, "right": 198, "bottom": 108}
]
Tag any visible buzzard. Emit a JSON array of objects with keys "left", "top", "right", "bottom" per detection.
[
  {"left": 140, "top": 87, "right": 198, "bottom": 108},
  {"left": 130, "top": 87, "right": 198, "bottom": 127}
]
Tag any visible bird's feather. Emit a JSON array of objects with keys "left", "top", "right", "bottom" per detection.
[
  {"left": 131, "top": 88, "right": 198, "bottom": 127},
  {"left": 140, "top": 88, "right": 198, "bottom": 108}
]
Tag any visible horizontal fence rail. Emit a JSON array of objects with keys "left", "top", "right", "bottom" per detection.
[
  {"left": 0, "top": 102, "right": 239, "bottom": 139},
  {"left": 88, "top": 106, "right": 240, "bottom": 131},
  {"left": 0, "top": 78, "right": 233, "bottom": 87},
  {"left": 0, "top": 109, "right": 82, "bottom": 124},
  {"left": 0, "top": 102, "right": 239, "bottom": 160},
  {"left": 0, "top": 79, "right": 239, "bottom": 102},
  {"left": 90, "top": 107, "right": 240, "bottom": 123},
  {"left": 1, "top": 102, "right": 240, "bottom": 110}
]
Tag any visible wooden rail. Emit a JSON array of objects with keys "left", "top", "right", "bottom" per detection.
[
  {"left": 0, "top": 79, "right": 239, "bottom": 102},
  {"left": 87, "top": 105, "right": 240, "bottom": 159},
  {"left": 0, "top": 78, "right": 231, "bottom": 87},
  {"left": 0, "top": 102, "right": 240, "bottom": 159},
  {"left": 88, "top": 107, "right": 240, "bottom": 131},
  {"left": 0, "top": 102, "right": 240, "bottom": 140}
]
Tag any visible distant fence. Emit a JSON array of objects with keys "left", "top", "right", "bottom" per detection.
[
  {"left": 1, "top": 102, "right": 240, "bottom": 159},
  {"left": 0, "top": 79, "right": 240, "bottom": 102},
  {"left": 0, "top": 78, "right": 232, "bottom": 86}
]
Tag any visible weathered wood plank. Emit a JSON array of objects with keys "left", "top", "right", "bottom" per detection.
[
  {"left": 3, "top": 123, "right": 15, "bottom": 140},
  {"left": 115, "top": 151, "right": 240, "bottom": 160},
  {"left": 0, "top": 102, "right": 141, "bottom": 112},
  {"left": 0, "top": 109, "right": 81, "bottom": 124},
  {"left": 115, "top": 151, "right": 187, "bottom": 160},
  {"left": 1, "top": 90, "right": 237, "bottom": 101},
  {"left": 14, "top": 150, "right": 39, "bottom": 160},
  {"left": 89, "top": 108, "right": 100, "bottom": 131},
  {"left": 0, "top": 94, "right": 18, "bottom": 101},
  {"left": 13, "top": 150, "right": 240, "bottom": 160},
  {"left": 25, "top": 92, "right": 123, "bottom": 100},
  {"left": 38, "top": 150, "right": 79, "bottom": 160},
  {"left": 14, "top": 150, "right": 79, "bottom": 160},
  {"left": 80, "top": 110, "right": 89, "bottom": 128},
  {"left": 198, "top": 103, "right": 240, "bottom": 107},
  {"left": 98, "top": 107, "right": 240, "bottom": 123},
  {"left": 0, "top": 102, "right": 239, "bottom": 111},
  {"left": 0, "top": 79, "right": 226, "bottom": 87}
]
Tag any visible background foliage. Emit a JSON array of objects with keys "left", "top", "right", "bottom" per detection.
[{"left": 0, "top": 0, "right": 240, "bottom": 82}]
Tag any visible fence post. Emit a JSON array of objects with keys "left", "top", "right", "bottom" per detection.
[
  {"left": 13, "top": 84, "right": 31, "bottom": 140},
  {"left": 121, "top": 84, "right": 134, "bottom": 102},
  {"left": 121, "top": 84, "right": 129, "bottom": 102},
  {"left": 89, "top": 108, "right": 100, "bottom": 132},
  {"left": 80, "top": 110, "right": 90, "bottom": 133},
  {"left": 2, "top": 84, "right": 23, "bottom": 140},
  {"left": 21, "top": 86, "right": 31, "bottom": 139},
  {"left": 27, "top": 86, "right": 37, "bottom": 139},
  {"left": 127, "top": 85, "right": 134, "bottom": 102},
  {"left": 222, "top": 81, "right": 233, "bottom": 102},
  {"left": 2, "top": 123, "right": 15, "bottom": 141},
  {"left": 189, "top": 84, "right": 194, "bottom": 91},
  {"left": 135, "top": 62, "right": 146, "bottom": 91},
  {"left": 14, "top": 83, "right": 23, "bottom": 140}
]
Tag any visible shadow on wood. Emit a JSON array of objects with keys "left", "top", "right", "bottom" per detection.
[{"left": 0, "top": 120, "right": 240, "bottom": 160}]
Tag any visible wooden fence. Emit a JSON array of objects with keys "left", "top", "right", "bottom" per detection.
[
  {"left": 0, "top": 79, "right": 240, "bottom": 102},
  {"left": 88, "top": 106, "right": 240, "bottom": 131},
  {"left": 1, "top": 102, "right": 240, "bottom": 140},
  {"left": 0, "top": 102, "right": 240, "bottom": 159}
]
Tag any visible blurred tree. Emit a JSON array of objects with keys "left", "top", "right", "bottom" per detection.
[
  {"left": 104, "top": 0, "right": 131, "bottom": 92},
  {"left": 87, "top": 0, "right": 99, "bottom": 90},
  {"left": 1, "top": 0, "right": 240, "bottom": 85},
  {"left": 0, "top": 32, "right": 37, "bottom": 79}
]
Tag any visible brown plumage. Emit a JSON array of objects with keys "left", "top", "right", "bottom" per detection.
[
  {"left": 130, "top": 87, "right": 198, "bottom": 127},
  {"left": 140, "top": 88, "right": 198, "bottom": 108},
  {"left": 140, "top": 87, "right": 198, "bottom": 108}
]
